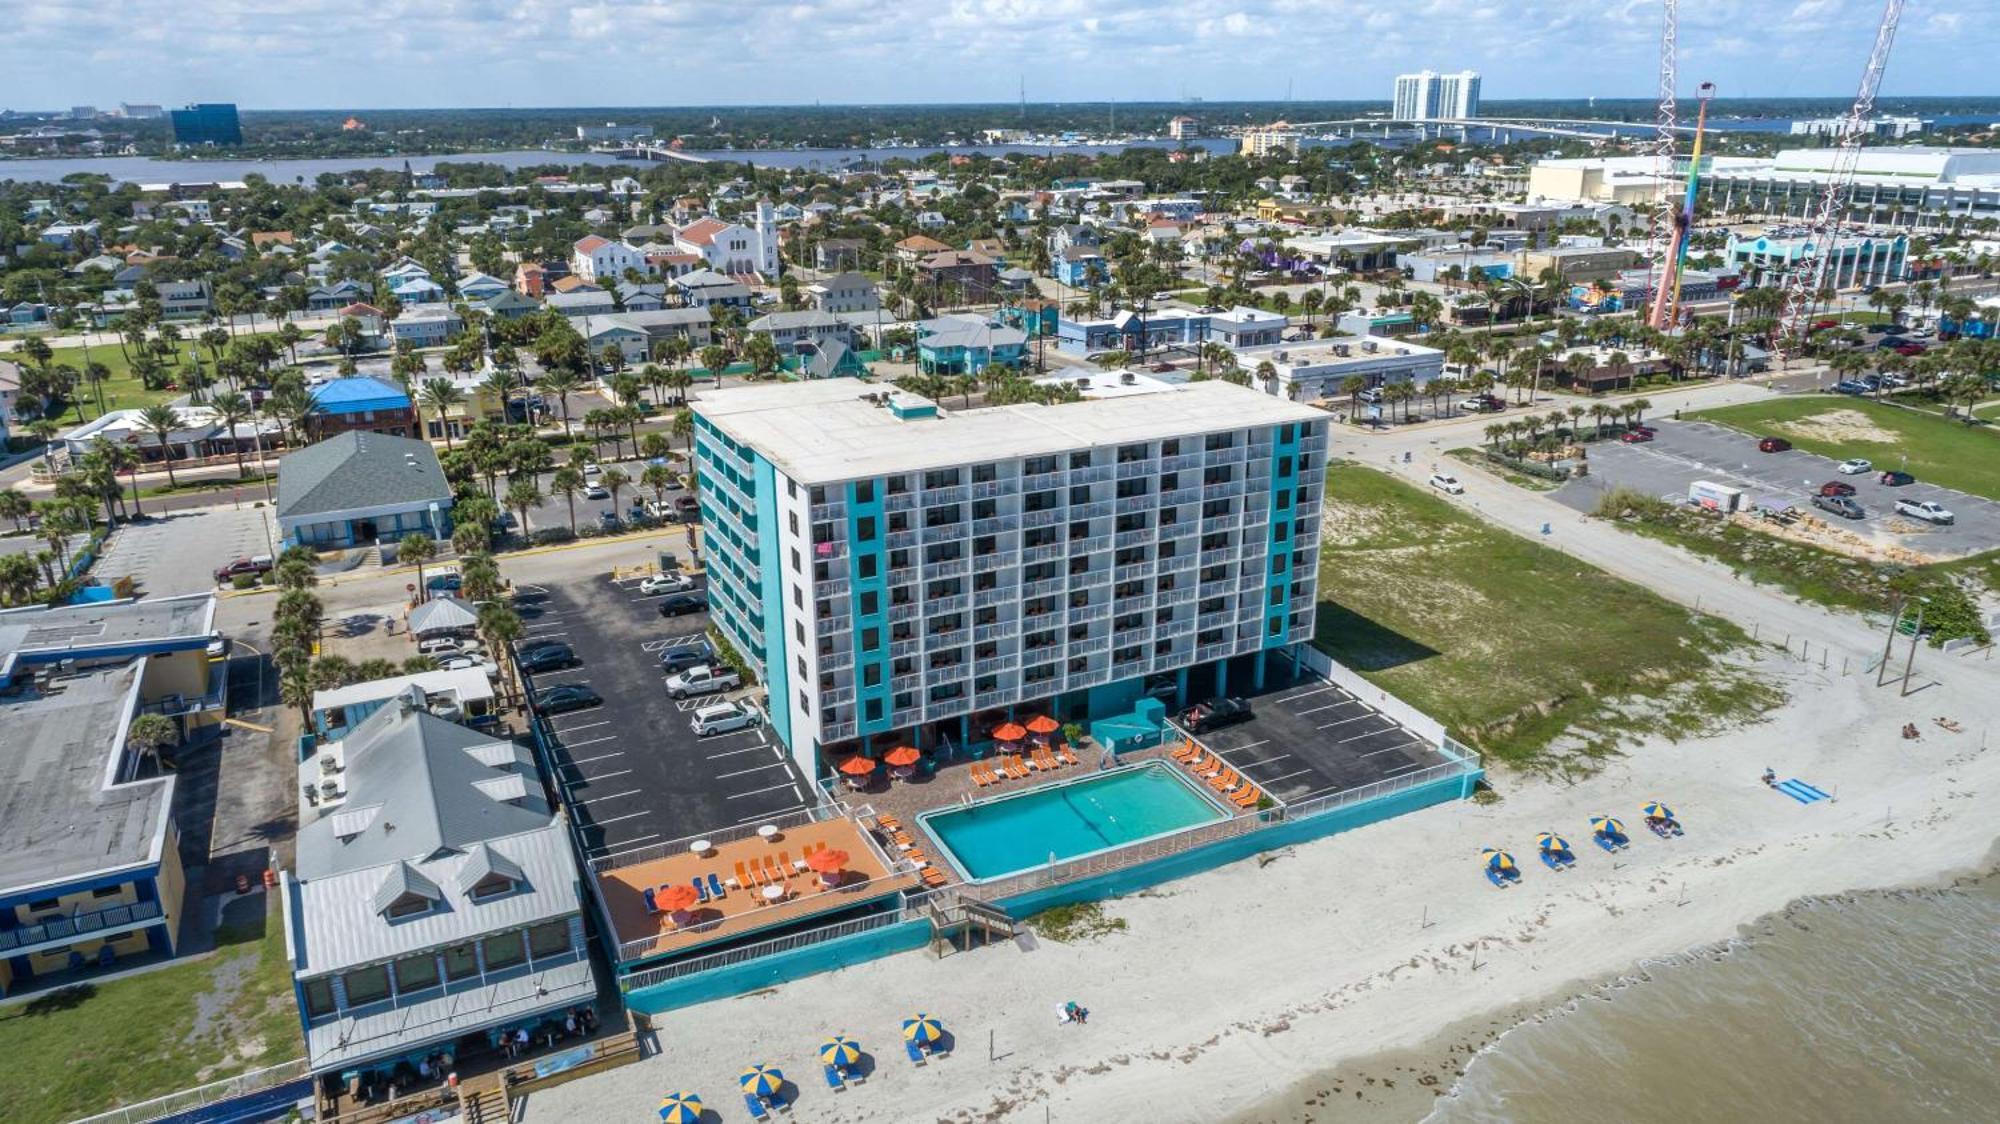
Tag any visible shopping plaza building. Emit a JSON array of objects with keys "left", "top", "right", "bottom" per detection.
[{"left": 691, "top": 378, "right": 1327, "bottom": 779}]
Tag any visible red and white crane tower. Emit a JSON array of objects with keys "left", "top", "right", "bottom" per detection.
[{"left": 1776, "top": 0, "right": 1907, "bottom": 350}]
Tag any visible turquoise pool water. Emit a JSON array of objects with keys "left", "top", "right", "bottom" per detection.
[{"left": 920, "top": 763, "right": 1226, "bottom": 881}]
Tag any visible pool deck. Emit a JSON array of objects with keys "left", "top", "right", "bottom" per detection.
[{"left": 596, "top": 816, "right": 920, "bottom": 963}]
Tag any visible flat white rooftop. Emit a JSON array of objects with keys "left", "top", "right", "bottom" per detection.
[{"left": 697, "top": 378, "right": 1323, "bottom": 484}]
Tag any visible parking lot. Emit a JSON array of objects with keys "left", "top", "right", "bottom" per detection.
[
  {"left": 1175, "top": 676, "right": 1451, "bottom": 805},
  {"left": 1552, "top": 420, "right": 2000, "bottom": 555},
  {"left": 519, "top": 571, "right": 809, "bottom": 859},
  {"left": 93, "top": 505, "right": 280, "bottom": 596}
]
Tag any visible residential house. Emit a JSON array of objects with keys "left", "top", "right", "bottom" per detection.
[
  {"left": 39, "top": 220, "right": 100, "bottom": 250},
  {"left": 916, "top": 250, "right": 1001, "bottom": 304},
  {"left": 280, "top": 689, "right": 596, "bottom": 1085},
  {"left": 389, "top": 305, "right": 465, "bottom": 350},
  {"left": 747, "top": 310, "right": 853, "bottom": 351},
  {"left": 454, "top": 272, "right": 509, "bottom": 301},
  {"left": 310, "top": 667, "right": 496, "bottom": 742},
  {"left": 306, "top": 279, "right": 367, "bottom": 312},
  {"left": 796, "top": 338, "right": 868, "bottom": 380},
  {"left": 410, "top": 372, "right": 505, "bottom": 442},
  {"left": 338, "top": 302, "right": 388, "bottom": 337},
  {"left": 644, "top": 250, "right": 702, "bottom": 279},
  {"left": 806, "top": 271, "right": 879, "bottom": 315},
  {"left": 913, "top": 210, "right": 949, "bottom": 231},
  {"left": 571, "top": 235, "right": 648, "bottom": 282},
  {"left": 813, "top": 238, "right": 864, "bottom": 272},
  {"left": 250, "top": 231, "right": 295, "bottom": 249},
  {"left": 306, "top": 376, "right": 419, "bottom": 442},
  {"left": 672, "top": 269, "right": 753, "bottom": 311},
  {"left": 277, "top": 430, "right": 452, "bottom": 547},
  {"left": 610, "top": 281, "right": 668, "bottom": 312},
  {"left": 389, "top": 275, "right": 447, "bottom": 304},
  {"left": 1047, "top": 225, "right": 1108, "bottom": 287},
  {"left": 156, "top": 278, "right": 211, "bottom": 318},
  {"left": 914, "top": 314, "right": 1028, "bottom": 374},
  {"left": 513, "top": 261, "right": 552, "bottom": 298},
  {"left": 0, "top": 594, "right": 224, "bottom": 996},
  {"left": 546, "top": 290, "right": 617, "bottom": 318},
  {"left": 0, "top": 360, "right": 21, "bottom": 439},
  {"left": 473, "top": 290, "right": 541, "bottom": 322},
  {"left": 894, "top": 234, "right": 950, "bottom": 265},
  {"left": 592, "top": 308, "right": 713, "bottom": 354},
  {"left": 548, "top": 275, "right": 599, "bottom": 295}
]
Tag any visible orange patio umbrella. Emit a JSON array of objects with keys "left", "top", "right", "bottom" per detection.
[
  {"left": 837, "top": 755, "right": 879, "bottom": 776},
  {"left": 1025, "top": 715, "right": 1061, "bottom": 735},
  {"left": 805, "top": 848, "right": 850, "bottom": 874},
  {"left": 656, "top": 883, "right": 699, "bottom": 912},
  {"left": 991, "top": 722, "right": 1027, "bottom": 742},
  {"left": 883, "top": 746, "right": 922, "bottom": 767}
]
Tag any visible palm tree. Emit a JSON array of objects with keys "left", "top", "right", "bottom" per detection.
[
  {"left": 209, "top": 391, "right": 253, "bottom": 480},
  {"left": 504, "top": 478, "right": 542, "bottom": 537},
  {"left": 137, "top": 404, "right": 186, "bottom": 487},
  {"left": 699, "top": 344, "right": 730, "bottom": 386},
  {"left": 1483, "top": 422, "right": 1505, "bottom": 449},
  {"left": 0, "top": 488, "right": 31, "bottom": 533},
  {"left": 550, "top": 466, "right": 585, "bottom": 535},
  {"left": 672, "top": 407, "right": 695, "bottom": 452},
  {"left": 536, "top": 372, "right": 581, "bottom": 441},
  {"left": 400, "top": 531, "right": 437, "bottom": 595},
  {"left": 641, "top": 463, "right": 675, "bottom": 510}
]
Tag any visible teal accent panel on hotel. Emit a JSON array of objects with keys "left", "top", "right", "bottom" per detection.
[
  {"left": 1086, "top": 677, "right": 1143, "bottom": 718},
  {"left": 847, "top": 480, "right": 893, "bottom": 739},
  {"left": 754, "top": 455, "right": 791, "bottom": 752},
  {"left": 1262, "top": 423, "right": 1300, "bottom": 649}
]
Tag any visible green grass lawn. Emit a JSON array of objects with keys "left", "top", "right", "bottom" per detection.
[
  {"left": 0, "top": 900, "right": 302, "bottom": 1124},
  {"left": 1689, "top": 395, "right": 2000, "bottom": 501},
  {"left": 1312, "top": 464, "right": 1771, "bottom": 771}
]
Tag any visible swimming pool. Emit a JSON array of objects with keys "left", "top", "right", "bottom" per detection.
[{"left": 919, "top": 762, "right": 1227, "bottom": 882}]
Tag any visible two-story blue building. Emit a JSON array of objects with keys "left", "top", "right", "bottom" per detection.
[{"left": 914, "top": 314, "right": 1029, "bottom": 375}]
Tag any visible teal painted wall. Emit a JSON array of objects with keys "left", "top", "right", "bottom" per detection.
[
  {"left": 847, "top": 481, "right": 893, "bottom": 741},
  {"left": 754, "top": 455, "right": 792, "bottom": 751},
  {"left": 1263, "top": 422, "right": 1300, "bottom": 649},
  {"left": 623, "top": 919, "right": 934, "bottom": 1016}
]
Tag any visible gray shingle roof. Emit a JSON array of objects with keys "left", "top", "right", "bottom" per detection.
[{"left": 277, "top": 431, "right": 453, "bottom": 521}]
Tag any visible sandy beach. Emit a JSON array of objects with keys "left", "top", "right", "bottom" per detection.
[{"left": 522, "top": 646, "right": 1999, "bottom": 1123}]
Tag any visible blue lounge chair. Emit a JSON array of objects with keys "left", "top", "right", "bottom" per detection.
[
  {"left": 744, "top": 1093, "right": 771, "bottom": 1120},
  {"left": 642, "top": 887, "right": 659, "bottom": 914},
  {"left": 707, "top": 872, "right": 725, "bottom": 899},
  {"left": 693, "top": 879, "right": 709, "bottom": 904},
  {"left": 905, "top": 1040, "right": 927, "bottom": 1066},
  {"left": 824, "top": 1063, "right": 846, "bottom": 1092}
]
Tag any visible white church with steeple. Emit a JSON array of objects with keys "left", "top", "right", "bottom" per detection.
[{"left": 672, "top": 199, "right": 780, "bottom": 281}]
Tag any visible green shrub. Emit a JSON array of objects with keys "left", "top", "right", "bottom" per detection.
[{"left": 230, "top": 573, "right": 258, "bottom": 590}]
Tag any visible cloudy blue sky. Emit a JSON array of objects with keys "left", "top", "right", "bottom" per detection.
[{"left": 4, "top": 0, "right": 1985, "bottom": 110}]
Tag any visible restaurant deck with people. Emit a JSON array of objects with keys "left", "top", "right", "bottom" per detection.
[{"left": 591, "top": 809, "right": 921, "bottom": 967}]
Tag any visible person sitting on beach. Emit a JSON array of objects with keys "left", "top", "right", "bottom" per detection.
[{"left": 1761, "top": 768, "right": 1776, "bottom": 787}]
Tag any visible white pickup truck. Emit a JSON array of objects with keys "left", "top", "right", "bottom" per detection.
[
  {"left": 665, "top": 665, "right": 742, "bottom": 699},
  {"left": 1895, "top": 499, "right": 1955, "bottom": 525}
]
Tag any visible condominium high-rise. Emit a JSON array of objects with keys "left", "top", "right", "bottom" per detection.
[
  {"left": 1392, "top": 71, "right": 1481, "bottom": 121},
  {"left": 169, "top": 103, "right": 242, "bottom": 146},
  {"left": 691, "top": 378, "right": 1328, "bottom": 777}
]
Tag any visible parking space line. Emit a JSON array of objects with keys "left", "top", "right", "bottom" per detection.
[
  {"left": 1316, "top": 714, "right": 1387, "bottom": 730},
  {"left": 585, "top": 788, "right": 645, "bottom": 802},
  {"left": 706, "top": 743, "right": 773, "bottom": 759},
  {"left": 552, "top": 720, "right": 611, "bottom": 734},
  {"left": 716, "top": 760, "right": 791, "bottom": 780},
  {"left": 1380, "top": 762, "right": 1423, "bottom": 777},
  {"left": 571, "top": 767, "right": 633, "bottom": 783},
  {"left": 1274, "top": 684, "right": 1337, "bottom": 703},
  {"left": 1292, "top": 702, "right": 1355, "bottom": 717},
  {"left": 589, "top": 811, "right": 653, "bottom": 828},
  {"left": 1360, "top": 739, "right": 1426, "bottom": 759},
  {"left": 560, "top": 734, "right": 619, "bottom": 750},
  {"left": 566, "top": 750, "right": 626, "bottom": 765},
  {"left": 1223, "top": 738, "right": 1270, "bottom": 753},
  {"left": 534, "top": 666, "right": 590, "bottom": 679},
  {"left": 1255, "top": 768, "right": 1315, "bottom": 788},
  {"left": 1236, "top": 753, "right": 1295, "bottom": 770},
  {"left": 727, "top": 780, "right": 801, "bottom": 800}
]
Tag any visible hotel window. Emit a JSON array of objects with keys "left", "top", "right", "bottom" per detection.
[
  {"left": 791, "top": 548, "right": 802, "bottom": 573},
  {"left": 529, "top": 920, "right": 571, "bottom": 959},
  {"left": 789, "top": 512, "right": 799, "bottom": 535},
  {"left": 860, "top": 591, "right": 879, "bottom": 616},
  {"left": 483, "top": 931, "right": 527, "bottom": 972},
  {"left": 302, "top": 977, "right": 336, "bottom": 1018},
  {"left": 343, "top": 964, "right": 391, "bottom": 1007},
  {"left": 799, "top": 689, "right": 812, "bottom": 715},
  {"left": 444, "top": 943, "right": 480, "bottom": 982},
  {"left": 857, "top": 516, "right": 877, "bottom": 541},
  {"left": 858, "top": 555, "right": 878, "bottom": 579},
  {"left": 394, "top": 953, "right": 440, "bottom": 994}
]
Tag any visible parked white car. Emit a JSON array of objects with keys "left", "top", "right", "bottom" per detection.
[
  {"left": 417, "top": 636, "right": 477, "bottom": 659},
  {"left": 1895, "top": 499, "right": 1955, "bottom": 525},
  {"left": 665, "top": 665, "right": 743, "bottom": 699},
  {"left": 1428, "top": 472, "right": 1464, "bottom": 495},
  {"left": 639, "top": 572, "right": 695, "bottom": 595},
  {"left": 1837, "top": 458, "right": 1873, "bottom": 475},
  {"left": 690, "top": 701, "right": 761, "bottom": 737},
  {"left": 440, "top": 653, "right": 500, "bottom": 680}
]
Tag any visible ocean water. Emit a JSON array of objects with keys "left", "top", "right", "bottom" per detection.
[{"left": 1428, "top": 876, "right": 2000, "bottom": 1124}]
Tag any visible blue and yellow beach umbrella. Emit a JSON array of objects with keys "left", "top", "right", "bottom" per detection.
[
  {"left": 820, "top": 1036, "right": 862, "bottom": 1067},
  {"left": 739, "top": 1065, "right": 784, "bottom": 1097},
  {"left": 1591, "top": 815, "right": 1624, "bottom": 838},
  {"left": 1481, "top": 848, "right": 1516, "bottom": 872},
  {"left": 1642, "top": 801, "right": 1675, "bottom": 822},
  {"left": 903, "top": 1014, "right": 944, "bottom": 1045},
  {"left": 656, "top": 1092, "right": 703, "bottom": 1123},
  {"left": 1537, "top": 832, "right": 1570, "bottom": 855}
]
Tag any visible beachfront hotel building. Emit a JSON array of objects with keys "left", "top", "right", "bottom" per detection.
[{"left": 691, "top": 378, "right": 1328, "bottom": 781}]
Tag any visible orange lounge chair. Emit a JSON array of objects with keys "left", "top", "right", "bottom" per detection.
[
  {"left": 763, "top": 856, "right": 783, "bottom": 882},
  {"left": 1195, "top": 757, "right": 1225, "bottom": 779},
  {"left": 1033, "top": 747, "right": 1058, "bottom": 771},
  {"left": 1209, "top": 769, "right": 1238, "bottom": 792},
  {"left": 778, "top": 849, "right": 793, "bottom": 876},
  {"left": 920, "top": 867, "right": 948, "bottom": 887},
  {"left": 1233, "top": 786, "right": 1261, "bottom": 807},
  {"left": 734, "top": 860, "right": 751, "bottom": 888},
  {"left": 1057, "top": 744, "right": 1079, "bottom": 766},
  {"left": 1170, "top": 741, "right": 1198, "bottom": 761},
  {"left": 877, "top": 814, "right": 903, "bottom": 832},
  {"left": 1003, "top": 755, "right": 1029, "bottom": 779}
]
